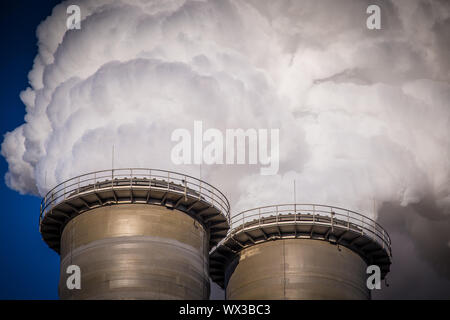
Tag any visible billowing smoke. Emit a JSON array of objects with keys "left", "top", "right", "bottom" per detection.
[{"left": 1, "top": 0, "right": 449, "bottom": 287}]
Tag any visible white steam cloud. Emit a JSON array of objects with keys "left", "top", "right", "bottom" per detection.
[{"left": 2, "top": 0, "right": 449, "bottom": 222}]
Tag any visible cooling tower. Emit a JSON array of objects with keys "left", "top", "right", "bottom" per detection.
[
  {"left": 210, "top": 204, "right": 392, "bottom": 300},
  {"left": 39, "top": 168, "right": 230, "bottom": 299}
]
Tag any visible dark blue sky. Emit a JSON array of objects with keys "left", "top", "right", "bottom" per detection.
[{"left": 0, "top": 0, "right": 62, "bottom": 299}]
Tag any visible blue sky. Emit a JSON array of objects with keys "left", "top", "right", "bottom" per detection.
[{"left": 0, "top": 0, "right": 62, "bottom": 299}]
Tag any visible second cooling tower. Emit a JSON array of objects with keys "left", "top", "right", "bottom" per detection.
[
  {"left": 210, "top": 204, "right": 392, "bottom": 300},
  {"left": 39, "top": 168, "right": 230, "bottom": 299}
]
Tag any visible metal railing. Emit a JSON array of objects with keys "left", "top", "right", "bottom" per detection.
[
  {"left": 227, "top": 204, "right": 391, "bottom": 257},
  {"left": 39, "top": 168, "right": 230, "bottom": 225}
]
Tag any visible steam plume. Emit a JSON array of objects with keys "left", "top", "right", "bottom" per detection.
[{"left": 2, "top": 0, "right": 449, "bottom": 282}]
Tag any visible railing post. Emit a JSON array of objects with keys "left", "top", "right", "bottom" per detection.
[
  {"left": 294, "top": 204, "right": 297, "bottom": 221},
  {"left": 373, "top": 220, "right": 376, "bottom": 238},
  {"left": 330, "top": 208, "right": 334, "bottom": 231},
  {"left": 94, "top": 172, "right": 96, "bottom": 190},
  {"left": 130, "top": 169, "right": 133, "bottom": 187},
  {"left": 313, "top": 204, "right": 315, "bottom": 222},
  {"left": 64, "top": 182, "right": 66, "bottom": 200},
  {"left": 167, "top": 172, "right": 170, "bottom": 190},
  {"left": 276, "top": 205, "right": 279, "bottom": 223},
  {"left": 184, "top": 176, "right": 187, "bottom": 201},
  {"left": 77, "top": 177, "right": 80, "bottom": 194},
  {"left": 361, "top": 216, "right": 364, "bottom": 235},
  {"left": 199, "top": 180, "right": 202, "bottom": 200},
  {"left": 258, "top": 207, "right": 261, "bottom": 226},
  {"left": 149, "top": 169, "right": 152, "bottom": 188},
  {"left": 347, "top": 210, "right": 350, "bottom": 229}
]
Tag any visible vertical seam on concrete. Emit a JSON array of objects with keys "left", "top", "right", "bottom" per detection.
[
  {"left": 203, "top": 226, "right": 206, "bottom": 299},
  {"left": 283, "top": 240, "right": 286, "bottom": 299},
  {"left": 70, "top": 219, "right": 74, "bottom": 265},
  {"left": 70, "top": 219, "right": 74, "bottom": 299}
]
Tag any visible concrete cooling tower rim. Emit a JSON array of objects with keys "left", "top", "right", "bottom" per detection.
[
  {"left": 209, "top": 204, "right": 392, "bottom": 289},
  {"left": 39, "top": 168, "right": 230, "bottom": 253}
]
